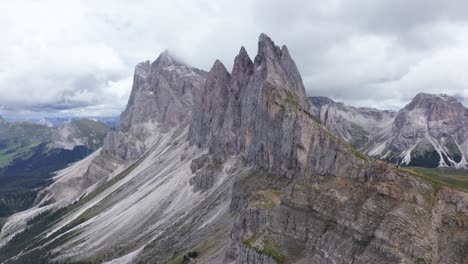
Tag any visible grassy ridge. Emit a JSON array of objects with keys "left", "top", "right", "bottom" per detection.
[
  {"left": 0, "top": 122, "right": 51, "bottom": 168},
  {"left": 399, "top": 166, "right": 468, "bottom": 192}
]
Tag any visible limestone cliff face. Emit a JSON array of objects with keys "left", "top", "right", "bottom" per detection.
[
  {"left": 227, "top": 160, "right": 468, "bottom": 264},
  {"left": 190, "top": 34, "right": 357, "bottom": 179}
]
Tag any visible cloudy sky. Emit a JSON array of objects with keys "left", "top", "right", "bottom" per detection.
[{"left": 1, "top": 0, "right": 468, "bottom": 118}]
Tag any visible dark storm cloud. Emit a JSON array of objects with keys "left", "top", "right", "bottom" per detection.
[{"left": 0, "top": 0, "right": 467, "bottom": 118}]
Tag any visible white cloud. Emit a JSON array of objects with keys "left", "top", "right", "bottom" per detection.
[{"left": 0, "top": 0, "right": 467, "bottom": 118}]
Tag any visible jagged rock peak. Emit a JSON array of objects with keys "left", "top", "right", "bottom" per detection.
[
  {"left": 239, "top": 46, "right": 248, "bottom": 56},
  {"left": 117, "top": 49, "right": 207, "bottom": 137},
  {"left": 232, "top": 46, "right": 254, "bottom": 77},
  {"left": 135, "top": 50, "right": 182, "bottom": 78},
  {"left": 255, "top": 33, "right": 307, "bottom": 108},
  {"left": 210, "top": 59, "right": 230, "bottom": 75},
  {"left": 134, "top": 60, "right": 151, "bottom": 78},
  {"left": 233, "top": 46, "right": 253, "bottom": 68},
  {"left": 257, "top": 33, "right": 282, "bottom": 62},
  {"left": 256, "top": 34, "right": 296, "bottom": 66},
  {"left": 152, "top": 49, "right": 181, "bottom": 66}
]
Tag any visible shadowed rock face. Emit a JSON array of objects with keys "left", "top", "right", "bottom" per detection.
[{"left": 1, "top": 34, "right": 467, "bottom": 264}]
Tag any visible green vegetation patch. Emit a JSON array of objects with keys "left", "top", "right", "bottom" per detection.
[
  {"left": 240, "top": 167, "right": 290, "bottom": 186},
  {"left": 242, "top": 237, "right": 286, "bottom": 264},
  {"left": 297, "top": 183, "right": 321, "bottom": 194},
  {"left": 263, "top": 81, "right": 276, "bottom": 90},
  {"left": 317, "top": 125, "right": 368, "bottom": 161},
  {"left": 249, "top": 189, "right": 281, "bottom": 209},
  {"left": 285, "top": 90, "right": 300, "bottom": 108},
  {"left": 72, "top": 119, "right": 110, "bottom": 138},
  {"left": 207, "top": 159, "right": 223, "bottom": 172},
  {"left": 0, "top": 142, "right": 41, "bottom": 168},
  {"left": 399, "top": 166, "right": 468, "bottom": 193}
]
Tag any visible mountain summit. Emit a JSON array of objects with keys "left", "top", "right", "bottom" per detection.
[{"left": 0, "top": 34, "right": 467, "bottom": 264}]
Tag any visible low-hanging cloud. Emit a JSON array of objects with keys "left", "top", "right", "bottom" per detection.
[{"left": 1, "top": 0, "right": 467, "bottom": 118}]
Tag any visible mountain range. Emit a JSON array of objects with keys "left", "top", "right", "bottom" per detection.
[
  {"left": 13, "top": 116, "right": 120, "bottom": 128},
  {"left": 0, "top": 118, "right": 111, "bottom": 218},
  {"left": 0, "top": 34, "right": 466, "bottom": 264},
  {"left": 310, "top": 93, "right": 468, "bottom": 169}
]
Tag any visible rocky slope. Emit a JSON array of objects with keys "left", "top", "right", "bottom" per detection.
[
  {"left": 0, "top": 34, "right": 467, "bottom": 264},
  {"left": 308, "top": 97, "right": 396, "bottom": 154},
  {"left": 310, "top": 94, "right": 468, "bottom": 169}
]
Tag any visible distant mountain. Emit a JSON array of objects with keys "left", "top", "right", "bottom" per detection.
[
  {"left": 310, "top": 93, "right": 468, "bottom": 169},
  {"left": 92, "top": 116, "right": 120, "bottom": 128},
  {"left": 0, "top": 117, "right": 111, "bottom": 218},
  {"left": 6, "top": 116, "right": 119, "bottom": 128},
  {"left": 36, "top": 117, "right": 70, "bottom": 127},
  {"left": 309, "top": 96, "right": 396, "bottom": 150},
  {"left": 48, "top": 119, "right": 112, "bottom": 150}
]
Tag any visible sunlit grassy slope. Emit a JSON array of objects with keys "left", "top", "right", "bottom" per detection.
[{"left": 401, "top": 166, "right": 468, "bottom": 192}]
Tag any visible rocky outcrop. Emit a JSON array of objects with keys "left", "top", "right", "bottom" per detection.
[
  {"left": 309, "top": 96, "right": 396, "bottom": 150},
  {"left": 227, "top": 161, "right": 468, "bottom": 264}
]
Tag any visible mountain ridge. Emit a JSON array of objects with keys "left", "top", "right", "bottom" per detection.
[{"left": 0, "top": 34, "right": 467, "bottom": 264}]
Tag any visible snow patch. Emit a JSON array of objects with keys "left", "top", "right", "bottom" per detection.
[
  {"left": 367, "top": 140, "right": 387, "bottom": 156},
  {"left": 399, "top": 140, "right": 421, "bottom": 165}
]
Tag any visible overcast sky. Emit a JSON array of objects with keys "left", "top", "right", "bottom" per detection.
[{"left": 1, "top": 0, "right": 468, "bottom": 118}]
